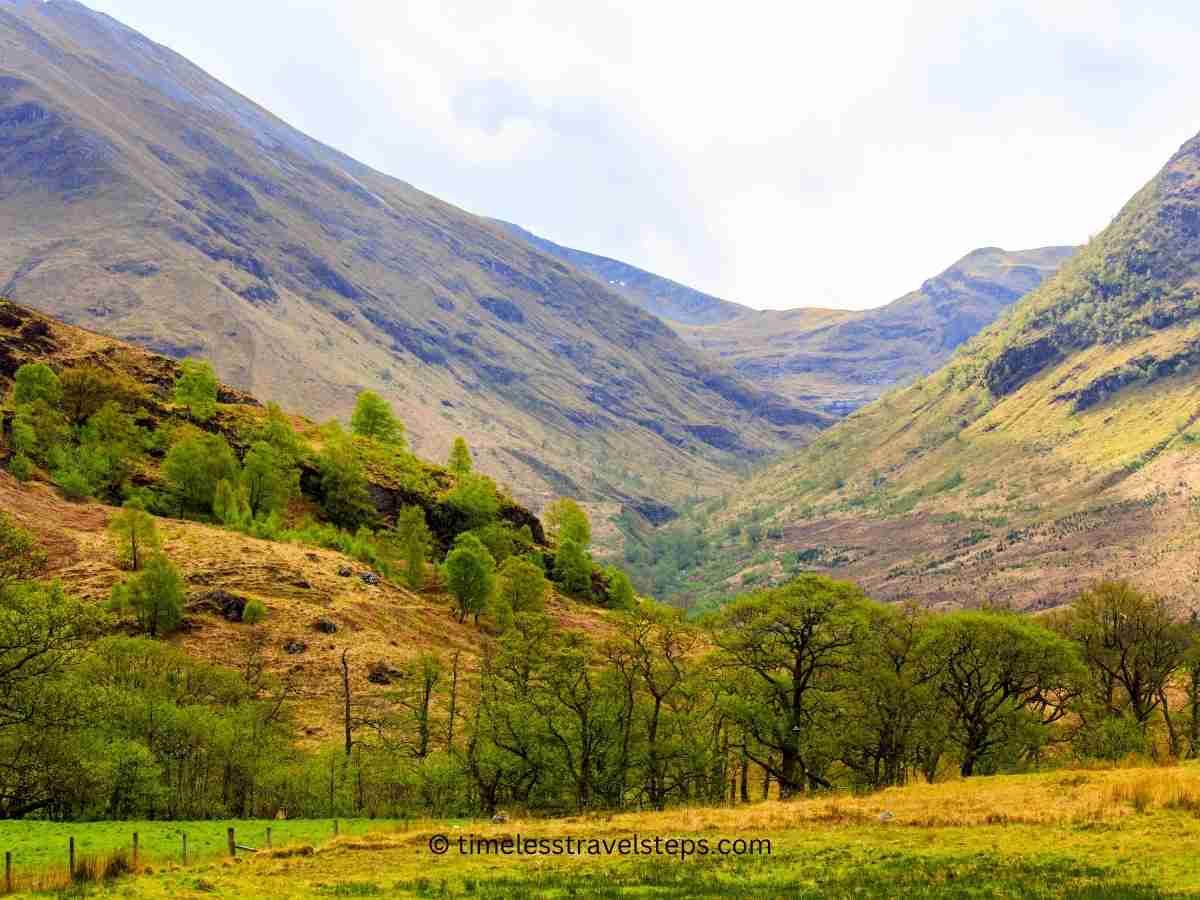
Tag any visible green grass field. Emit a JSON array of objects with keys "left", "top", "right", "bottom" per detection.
[{"left": 8, "top": 766, "right": 1200, "bottom": 897}]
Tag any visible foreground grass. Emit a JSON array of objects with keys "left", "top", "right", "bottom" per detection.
[{"left": 10, "top": 765, "right": 1200, "bottom": 897}]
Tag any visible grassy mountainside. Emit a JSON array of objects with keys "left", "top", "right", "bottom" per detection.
[
  {"left": 671, "top": 132, "right": 1200, "bottom": 612},
  {"left": 0, "top": 300, "right": 614, "bottom": 738},
  {"left": 0, "top": 0, "right": 826, "bottom": 521}
]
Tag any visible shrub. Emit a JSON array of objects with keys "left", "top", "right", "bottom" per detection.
[
  {"left": 12, "top": 361, "right": 62, "bottom": 407},
  {"left": 448, "top": 436, "right": 472, "bottom": 476},
  {"left": 242, "top": 598, "right": 268, "bottom": 624},
  {"left": 0, "top": 511, "right": 47, "bottom": 585}
]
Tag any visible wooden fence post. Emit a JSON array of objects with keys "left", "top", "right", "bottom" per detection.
[
  {"left": 266, "top": 827, "right": 272, "bottom": 849},
  {"left": 4, "top": 850, "right": 11, "bottom": 894},
  {"left": 68, "top": 837, "right": 75, "bottom": 880},
  {"left": 227, "top": 827, "right": 237, "bottom": 857},
  {"left": 182, "top": 832, "right": 188, "bottom": 866},
  {"left": 333, "top": 819, "right": 339, "bottom": 836},
  {"left": 132, "top": 833, "right": 139, "bottom": 868}
]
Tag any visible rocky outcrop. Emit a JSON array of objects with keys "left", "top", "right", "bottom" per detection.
[{"left": 983, "top": 337, "right": 1061, "bottom": 396}]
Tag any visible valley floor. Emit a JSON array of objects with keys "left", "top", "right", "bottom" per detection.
[{"left": 10, "top": 765, "right": 1200, "bottom": 897}]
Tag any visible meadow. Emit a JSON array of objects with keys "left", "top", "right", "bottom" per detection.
[{"left": 8, "top": 764, "right": 1200, "bottom": 897}]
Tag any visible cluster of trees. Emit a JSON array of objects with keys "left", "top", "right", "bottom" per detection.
[
  {"left": 441, "top": 497, "right": 635, "bottom": 626},
  {"left": 13, "top": 458, "right": 1200, "bottom": 825}
]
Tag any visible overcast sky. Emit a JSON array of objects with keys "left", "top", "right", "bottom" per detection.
[{"left": 84, "top": 0, "right": 1200, "bottom": 311}]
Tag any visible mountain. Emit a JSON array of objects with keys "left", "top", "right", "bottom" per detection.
[
  {"left": 500, "top": 222, "right": 1073, "bottom": 415},
  {"left": 674, "top": 130, "right": 1200, "bottom": 612},
  {"left": 0, "top": 0, "right": 828, "bottom": 522},
  {"left": 497, "top": 221, "right": 749, "bottom": 326},
  {"left": 673, "top": 246, "right": 1076, "bottom": 414}
]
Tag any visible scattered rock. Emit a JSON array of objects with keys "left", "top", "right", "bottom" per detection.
[
  {"left": 878, "top": 810, "right": 895, "bottom": 823},
  {"left": 313, "top": 618, "right": 338, "bottom": 634},
  {"left": 491, "top": 811, "right": 510, "bottom": 824},
  {"left": 283, "top": 640, "right": 307, "bottom": 655},
  {"left": 360, "top": 571, "right": 380, "bottom": 586},
  {"left": 306, "top": 553, "right": 320, "bottom": 562},
  {"left": 368, "top": 661, "right": 403, "bottom": 685},
  {"left": 292, "top": 578, "right": 312, "bottom": 589},
  {"left": 188, "top": 590, "right": 249, "bottom": 622},
  {"left": 337, "top": 566, "right": 353, "bottom": 577}
]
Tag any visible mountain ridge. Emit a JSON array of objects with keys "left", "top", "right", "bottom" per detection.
[{"left": 0, "top": 0, "right": 827, "bottom": 521}]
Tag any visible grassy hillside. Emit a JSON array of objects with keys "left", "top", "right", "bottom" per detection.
[
  {"left": 0, "top": 0, "right": 826, "bottom": 522},
  {"left": 663, "top": 131, "right": 1200, "bottom": 612},
  {"left": 0, "top": 300, "right": 618, "bottom": 740},
  {"left": 8, "top": 764, "right": 1200, "bottom": 896}
]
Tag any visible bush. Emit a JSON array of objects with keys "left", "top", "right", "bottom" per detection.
[
  {"left": 12, "top": 361, "right": 62, "bottom": 407},
  {"left": 0, "top": 511, "right": 48, "bottom": 585},
  {"left": 7, "top": 452, "right": 33, "bottom": 482},
  {"left": 242, "top": 598, "right": 268, "bottom": 624},
  {"left": 54, "top": 467, "right": 94, "bottom": 501}
]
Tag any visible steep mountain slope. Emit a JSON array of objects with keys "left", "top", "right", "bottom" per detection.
[
  {"left": 679, "top": 131, "right": 1200, "bottom": 612},
  {"left": 0, "top": 0, "right": 825, "bottom": 520},
  {"left": 503, "top": 221, "right": 1073, "bottom": 415},
  {"left": 497, "top": 221, "right": 749, "bottom": 325}
]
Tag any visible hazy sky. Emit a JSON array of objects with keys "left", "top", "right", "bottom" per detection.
[{"left": 85, "top": 0, "right": 1200, "bottom": 311}]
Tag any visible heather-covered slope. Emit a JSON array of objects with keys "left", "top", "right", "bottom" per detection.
[
  {"left": 672, "top": 132, "right": 1200, "bottom": 612},
  {"left": 0, "top": 0, "right": 824, "bottom": 519}
]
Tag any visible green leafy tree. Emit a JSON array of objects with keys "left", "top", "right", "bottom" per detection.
[
  {"left": 545, "top": 498, "right": 591, "bottom": 548},
  {"left": 109, "top": 555, "right": 185, "bottom": 637},
  {"left": 554, "top": 538, "right": 592, "bottom": 595},
  {"left": 240, "top": 441, "right": 298, "bottom": 519},
  {"left": 161, "top": 431, "right": 239, "bottom": 517},
  {"left": 448, "top": 437, "right": 472, "bottom": 476},
  {"left": 918, "top": 610, "right": 1082, "bottom": 777},
  {"left": 108, "top": 502, "right": 162, "bottom": 571},
  {"left": 60, "top": 365, "right": 133, "bottom": 425},
  {"left": 13, "top": 400, "right": 69, "bottom": 463},
  {"left": 605, "top": 566, "right": 637, "bottom": 610},
  {"left": 350, "top": 390, "right": 405, "bottom": 446},
  {"left": 472, "top": 523, "right": 516, "bottom": 564},
  {"left": 173, "top": 358, "right": 218, "bottom": 421},
  {"left": 12, "top": 362, "right": 62, "bottom": 408},
  {"left": 213, "top": 478, "right": 251, "bottom": 527},
  {"left": 496, "top": 556, "right": 548, "bottom": 625},
  {"left": 0, "top": 512, "right": 47, "bottom": 587},
  {"left": 259, "top": 402, "right": 306, "bottom": 463},
  {"left": 390, "top": 506, "right": 433, "bottom": 590},
  {"left": 446, "top": 474, "right": 500, "bottom": 530},
  {"left": 709, "top": 575, "right": 867, "bottom": 797},
  {"left": 444, "top": 543, "right": 495, "bottom": 624},
  {"left": 318, "top": 424, "right": 375, "bottom": 530}
]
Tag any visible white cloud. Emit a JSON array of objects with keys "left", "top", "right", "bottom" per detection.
[{"left": 86, "top": 0, "right": 1200, "bottom": 309}]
